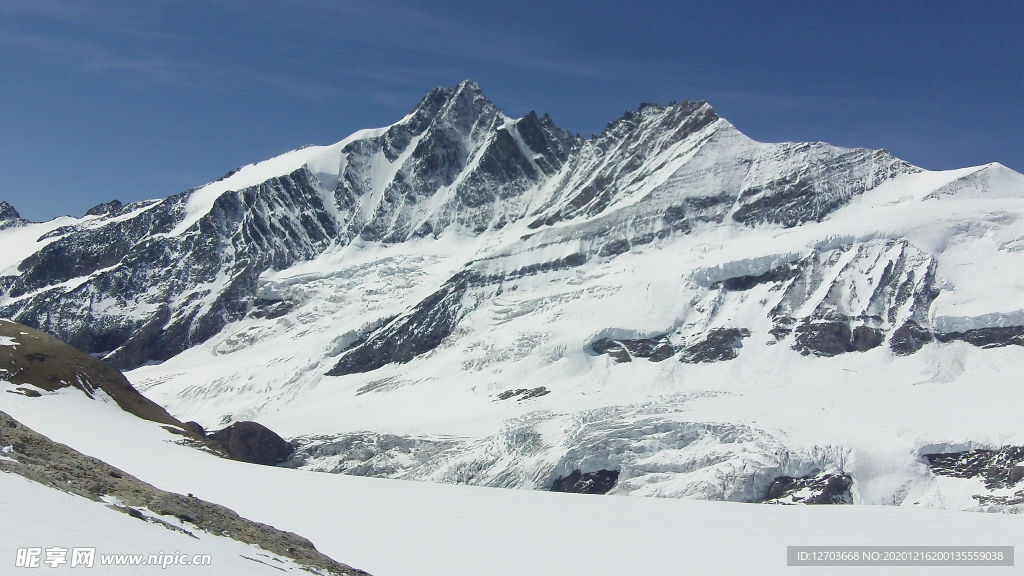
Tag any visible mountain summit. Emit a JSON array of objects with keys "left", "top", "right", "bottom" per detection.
[{"left": 0, "top": 81, "right": 924, "bottom": 369}]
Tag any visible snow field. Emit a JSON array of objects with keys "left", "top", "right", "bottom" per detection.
[
  {"left": 0, "top": 473, "right": 317, "bottom": 575},
  {"left": 1, "top": 386, "right": 1021, "bottom": 576}
]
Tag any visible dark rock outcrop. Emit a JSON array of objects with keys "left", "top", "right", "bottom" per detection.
[
  {"left": 0, "top": 200, "right": 27, "bottom": 231},
  {"left": 249, "top": 298, "right": 295, "bottom": 320},
  {"left": 753, "top": 240, "right": 942, "bottom": 358},
  {"left": 0, "top": 411, "right": 368, "bottom": 575},
  {"left": 327, "top": 271, "right": 477, "bottom": 376},
  {"left": 502, "top": 253, "right": 589, "bottom": 282},
  {"left": 680, "top": 328, "right": 750, "bottom": 363},
  {"left": 496, "top": 387, "right": 550, "bottom": 401},
  {"left": 208, "top": 421, "right": 295, "bottom": 466},
  {"left": 889, "top": 320, "right": 934, "bottom": 355},
  {"left": 924, "top": 446, "right": 1024, "bottom": 490},
  {"left": 85, "top": 199, "right": 123, "bottom": 217},
  {"left": 936, "top": 326, "right": 1024, "bottom": 349},
  {"left": 550, "top": 469, "right": 619, "bottom": 495},
  {"left": 730, "top": 148, "right": 913, "bottom": 228},
  {"left": 793, "top": 321, "right": 885, "bottom": 356},
  {"left": 719, "top": 262, "right": 801, "bottom": 291},
  {"left": 0, "top": 200, "right": 21, "bottom": 220},
  {"left": 591, "top": 335, "right": 674, "bottom": 363},
  {"left": 763, "top": 472, "right": 853, "bottom": 504},
  {"left": 924, "top": 446, "right": 1024, "bottom": 508},
  {"left": 598, "top": 238, "right": 632, "bottom": 257}
]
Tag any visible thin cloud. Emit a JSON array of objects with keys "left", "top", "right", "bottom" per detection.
[
  {"left": 212, "top": 0, "right": 629, "bottom": 81},
  {"left": 0, "top": 29, "right": 192, "bottom": 83},
  {"left": 0, "top": 25, "right": 337, "bottom": 100},
  {"left": 2, "top": 0, "right": 636, "bottom": 103}
]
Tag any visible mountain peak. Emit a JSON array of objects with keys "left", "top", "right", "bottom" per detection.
[
  {"left": 409, "top": 80, "right": 490, "bottom": 112},
  {"left": 402, "top": 80, "right": 497, "bottom": 136},
  {"left": 440, "top": 79, "right": 497, "bottom": 121},
  {"left": 0, "top": 200, "right": 21, "bottom": 221},
  {"left": 455, "top": 78, "right": 483, "bottom": 94},
  {"left": 588, "top": 99, "right": 719, "bottom": 148}
]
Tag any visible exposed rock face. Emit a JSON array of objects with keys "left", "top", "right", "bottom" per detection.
[
  {"left": 497, "top": 387, "right": 550, "bottom": 401},
  {"left": 85, "top": 199, "right": 123, "bottom": 217},
  {"left": 936, "top": 326, "right": 1024, "bottom": 349},
  {"left": 0, "top": 411, "right": 368, "bottom": 575},
  {"left": 680, "top": 328, "right": 750, "bottom": 363},
  {"left": 765, "top": 240, "right": 939, "bottom": 357},
  {"left": 249, "top": 298, "right": 295, "bottom": 320},
  {"left": 550, "top": 469, "right": 620, "bottom": 495},
  {"left": 182, "top": 421, "right": 207, "bottom": 437},
  {"left": 529, "top": 102, "right": 720, "bottom": 228},
  {"left": 587, "top": 238, "right": 947, "bottom": 367},
  {"left": 730, "top": 148, "right": 909, "bottom": 228},
  {"left": 0, "top": 201, "right": 21, "bottom": 221},
  {"left": 793, "top": 322, "right": 885, "bottom": 356},
  {"left": 889, "top": 321, "right": 935, "bottom": 355},
  {"left": 2, "top": 167, "right": 341, "bottom": 370},
  {"left": 763, "top": 472, "right": 853, "bottom": 505},
  {"left": 717, "top": 262, "right": 801, "bottom": 291},
  {"left": 591, "top": 329, "right": 754, "bottom": 365},
  {"left": 0, "top": 201, "right": 27, "bottom": 231},
  {"left": 0, "top": 320, "right": 182, "bottom": 427},
  {"left": 327, "top": 271, "right": 478, "bottom": 376},
  {"left": 208, "top": 421, "right": 295, "bottom": 466},
  {"left": 924, "top": 446, "right": 1024, "bottom": 510},
  {"left": 925, "top": 446, "right": 1024, "bottom": 490},
  {"left": 337, "top": 83, "right": 576, "bottom": 241},
  {"left": 591, "top": 336, "right": 674, "bottom": 363}
]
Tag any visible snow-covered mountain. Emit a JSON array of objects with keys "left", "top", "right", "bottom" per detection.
[{"left": 2, "top": 80, "right": 1022, "bottom": 511}]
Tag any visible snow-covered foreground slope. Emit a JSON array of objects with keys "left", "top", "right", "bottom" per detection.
[
  {"left": 0, "top": 474, "right": 322, "bottom": 575},
  {"left": 2, "top": 387, "right": 1021, "bottom": 576}
]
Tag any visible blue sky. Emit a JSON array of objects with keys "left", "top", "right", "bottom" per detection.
[{"left": 2, "top": 0, "right": 1021, "bottom": 221}]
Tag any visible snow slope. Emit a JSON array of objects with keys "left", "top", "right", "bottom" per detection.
[
  {"left": 1, "top": 473, "right": 323, "bottom": 575},
  {"left": 2, "top": 386, "right": 1020, "bottom": 576}
]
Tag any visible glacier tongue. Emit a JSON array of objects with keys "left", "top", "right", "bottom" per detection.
[
  {"left": 2, "top": 80, "right": 1023, "bottom": 511},
  {"left": 286, "top": 394, "right": 852, "bottom": 503}
]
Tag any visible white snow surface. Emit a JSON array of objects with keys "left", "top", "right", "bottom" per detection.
[
  {"left": 0, "top": 472, "right": 318, "bottom": 575},
  {"left": 0, "top": 216, "right": 80, "bottom": 277},
  {"left": 1, "top": 387, "right": 1021, "bottom": 576}
]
